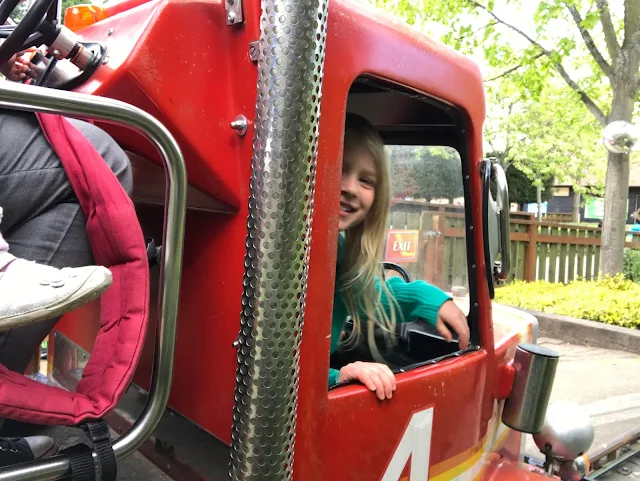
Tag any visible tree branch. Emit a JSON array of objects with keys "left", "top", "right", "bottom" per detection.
[
  {"left": 555, "top": 65, "right": 607, "bottom": 126},
  {"left": 596, "top": 0, "right": 620, "bottom": 65},
  {"left": 456, "top": 21, "right": 497, "bottom": 46},
  {"left": 485, "top": 53, "right": 544, "bottom": 82},
  {"left": 565, "top": 4, "right": 614, "bottom": 79},
  {"left": 472, "top": 20, "right": 498, "bottom": 37},
  {"left": 466, "top": 0, "right": 608, "bottom": 127},
  {"left": 467, "top": 0, "right": 543, "bottom": 51}
]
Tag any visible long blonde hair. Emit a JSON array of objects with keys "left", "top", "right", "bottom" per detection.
[{"left": 340, "top": 114, "right": 398, "bottom": 361}]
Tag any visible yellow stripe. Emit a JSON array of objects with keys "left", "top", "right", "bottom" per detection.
[
  {"left": 432, "top": 426, "right": 511, "bottom": 481},
  {"left": 395, "top": 424, "right": 511, "bottom": 481},
  {"left": 431, "top": 445, "right": 484, "bottom": 481}
]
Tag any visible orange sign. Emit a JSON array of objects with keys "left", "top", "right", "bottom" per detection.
[{"left": 385, "top": 230, "right": 419, "bottom": 262}]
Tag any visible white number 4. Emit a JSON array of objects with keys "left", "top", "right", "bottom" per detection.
[{"left": 381, "top": 408, "right": 434, "bottom": 481}]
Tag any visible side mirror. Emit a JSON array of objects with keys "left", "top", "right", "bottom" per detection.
[
  {"left": 482, "top": 159, "right": 510, "bottom": 299},
  {"left": 603, "top": 121, "right": 639, "bottom": 154}
]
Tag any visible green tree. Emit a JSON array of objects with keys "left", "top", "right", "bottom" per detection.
[
  {"left": 507, "top": 83, "right": 605, "bottom": 219},
  {"left": 505, "top": 165, "right": 554, "bottom": 206},
  {"left": 412, "top": 147, "right": 464, "bottom": 202},
  {"left": 390, "top": 146, "right": 464, "bottom": 202},
  {"left": 374, "top": 0, "right": 640, "bottom": 275},
  {"left": 9, "top": 0, "right": 33, "bottom": 22},
  {"left": 388, "top": 145, "right": 418, "bottom": 198},
  {"left": 484, "top": 80, "right": 605, "bottom": 220}
]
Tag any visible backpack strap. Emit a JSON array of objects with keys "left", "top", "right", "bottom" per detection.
[
  {"left": 59, "top": 420, "right": 117, "bottom": 481},
  {"left": 0, "top": 113, "right": 149, "bottom": 426}
]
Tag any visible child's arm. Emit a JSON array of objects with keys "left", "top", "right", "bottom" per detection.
[
  {"left": 330, "top": 363, "right": 396, "bottom": 400},
  {"left": 329, "top": 368, "right": 340, "bottom": 387},
  {"left": 379, "top": 276, "right": 452, "bottom": 325},
  {"left": 380, "top": 277, "right": 470, "bottom": 348}
]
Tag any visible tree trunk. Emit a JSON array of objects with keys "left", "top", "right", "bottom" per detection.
[
  {"left": 572, "top": 191, "right": 581, "bottom": 223},
  {"left": 536, "top": 184, "right": 542, "bottom": 221},
  {"left": 600, "top": 150, "right": 630, "bottom": 275},
  {"left": 599, "top": 88, "right": 635, "bottom": 276}
]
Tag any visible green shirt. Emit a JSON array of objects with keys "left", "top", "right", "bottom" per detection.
[{"left": 329, "top": 235, "right": 451, "bottom": 386}]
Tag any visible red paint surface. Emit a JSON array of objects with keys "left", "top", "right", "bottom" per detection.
[
  {"left": 51, "top": 0, "right": 540, "bottom": 478},
  {"left": 494, "top": 361, "right": 516, "bottom": 400}
]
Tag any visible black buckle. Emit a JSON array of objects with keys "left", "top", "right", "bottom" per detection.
[{"left": 60, "top": 420, "right": 117, "bottom": 481}]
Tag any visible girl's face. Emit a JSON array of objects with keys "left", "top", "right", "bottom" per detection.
[{"left": 340, "top": 145, "right": 377, "bottom": 231}]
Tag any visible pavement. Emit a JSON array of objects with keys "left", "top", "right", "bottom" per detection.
[{"left": 524, "top": 337, "right": 640, "bottom": 460}]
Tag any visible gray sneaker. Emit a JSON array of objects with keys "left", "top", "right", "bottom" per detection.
[
  {"left": 0, "top": 436, "right": 57, "bottom": 467},
  {"left": 0, "top": 252, "right": 113, "bottom": 332}
]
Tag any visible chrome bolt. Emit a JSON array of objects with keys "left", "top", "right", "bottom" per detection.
[
  {"left": 230, "top": 115, "right": 248, "bottom": 136},
  {"left": 102, "top": 55, "right": 110, "bottom": 65},
  {"left": 227, "top": 11, "right": 236, "bottom": 23},
  {"left": 232, "top": 340, "right": 240, "bottom": 349}
]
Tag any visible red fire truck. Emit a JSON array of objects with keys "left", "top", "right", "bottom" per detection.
[{"left": 0, "top": 0, "right": 638, "bottom": 478}]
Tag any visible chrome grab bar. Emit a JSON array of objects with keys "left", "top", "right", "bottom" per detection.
[{"left": 0, "top": 81, "right": 187, "bottom": 481}]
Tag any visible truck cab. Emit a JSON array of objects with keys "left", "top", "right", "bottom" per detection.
[{"left": 0, "top": 0, "right": 590, "bottom": 479}]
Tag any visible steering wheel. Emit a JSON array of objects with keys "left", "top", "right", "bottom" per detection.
[
  {"left": 382, "top": 262, "right": 412, "bottom": 283},
  {"left": 0, "top": 0, "right": 58, "bottom": 65}
]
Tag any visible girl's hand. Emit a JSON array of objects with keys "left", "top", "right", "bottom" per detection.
[
  {"left": 435, "top": 300, "right": 470, "bottom": 350},
  {"left": 337, "top": 361, "right": 396, "bottom": 400}
]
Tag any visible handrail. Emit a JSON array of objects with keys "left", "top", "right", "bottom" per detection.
[{"left": 0, "top": 81, "right": 187, "bottom": 480}]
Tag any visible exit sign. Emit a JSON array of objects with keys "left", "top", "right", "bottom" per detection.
[{"left": 385, "top": 230, "right": 419, "bottom": 262}]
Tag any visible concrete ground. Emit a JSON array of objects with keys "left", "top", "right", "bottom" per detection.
[{"left": 524, "top": 337, "right": 640, "bottom": 460}]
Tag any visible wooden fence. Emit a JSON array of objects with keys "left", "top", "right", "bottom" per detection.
[
  {"left": 387, "top": 202, "right": 640, "bottom": 287},
  {"left": 508, "top": 217, "right": 640, "bottom": 283},
  {"left": 542, "top": 212, "right": 574, "bottom": 223},
  {"left": 388, "top": 204, "right": 467, "bottom": 291}
]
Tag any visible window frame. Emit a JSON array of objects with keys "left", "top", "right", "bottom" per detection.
[{"left": 328, "top": 76, "right": 481, "bottom": 386}]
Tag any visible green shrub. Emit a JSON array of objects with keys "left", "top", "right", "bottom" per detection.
[
  {"left": 495, "top": 275, "right": 640, "bottom": 329},
  {"left": 623, "top": 249, "right": 640, "bottom": 283}
]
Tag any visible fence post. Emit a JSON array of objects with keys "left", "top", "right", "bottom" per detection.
[
  {"left": 523, "top": 220, "right": 538, "bottom": 282},
  {"left": 431, "top": 214, "right": 444, "bottom": 287},
  {"left": 421, "top": 212, "right": 435, "bottom": 284}
]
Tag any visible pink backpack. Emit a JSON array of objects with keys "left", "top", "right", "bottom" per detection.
[{"left": 0, "top": 113, "right": 150, "bottom": 479}]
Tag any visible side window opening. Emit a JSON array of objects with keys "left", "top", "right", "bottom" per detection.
[
  {"left": 330, "top": 77, "right": 475, "bottom": 380},
  {"left": 387, "top": 145, "right": 469, "bottom": 304}
]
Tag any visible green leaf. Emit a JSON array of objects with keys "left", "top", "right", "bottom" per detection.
[{"left": 581, "top": 11, "right": 600, "bottom": 30}]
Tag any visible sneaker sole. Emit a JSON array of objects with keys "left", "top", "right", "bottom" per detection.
[{"left": 0, "top": 269, "right": 112, "bottom": 331}]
